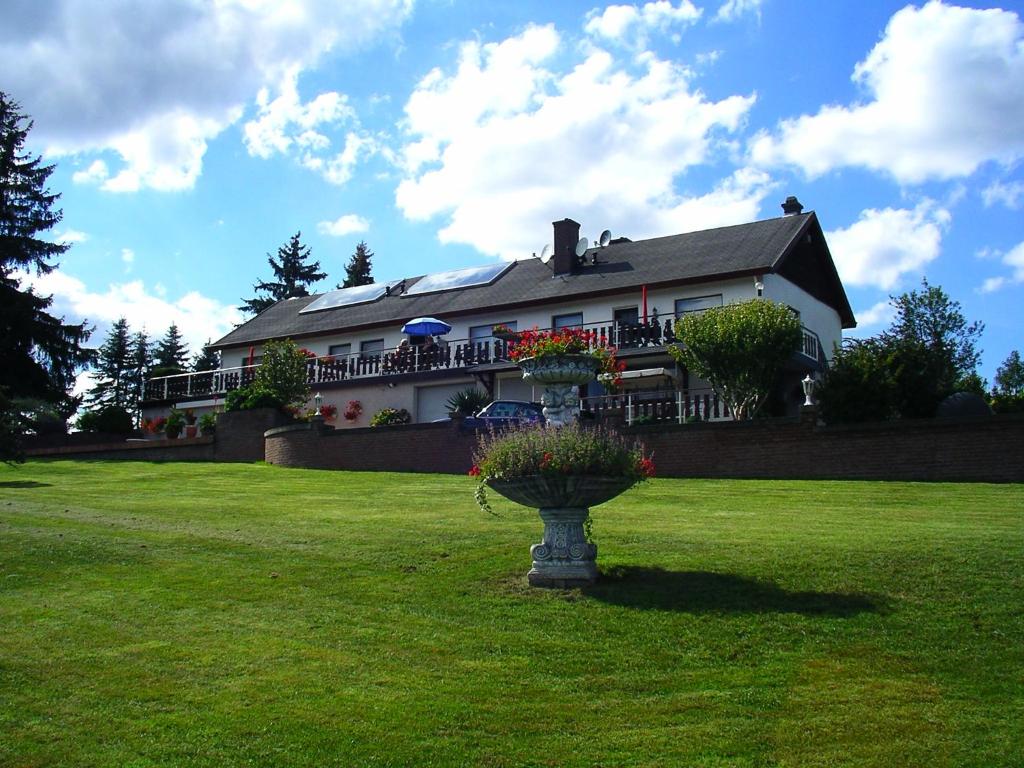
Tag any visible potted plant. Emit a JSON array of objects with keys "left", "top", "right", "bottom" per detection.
[
  {"left": 343, "top": 400, "right": 362, "bottom": 422},
  {"left": 164, "top": 409, "right": 185, "bottom": 440},
  {"left": 370, "top": 407, "right": 411, "bottom": 427},
  {"left": 318, "top": 403, "right": 338, "bottom": 422},
  {"left": 471, "top": 423, "right": 654, "bottom": 587},
  {"left": 490, "top": 323, "right": 520, "bottom": 342},
  {"left": 198, "top": 412, "right": 217, "bottom": 436},
  {"left": 140, "top": 416, "right": 167, "bottom": 440},
  {"left": 183, "top": 409, "right": 198, "bottom": 438},
  {"left": 509, "top": 328, "right": 624, "bottom": 426}
]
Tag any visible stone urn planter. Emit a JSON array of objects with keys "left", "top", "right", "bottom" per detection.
[
  {"left": 487, "top": 474, "right": 637, "bottom": 587},
  {"left": 517, "top": 353, "right": 602, "bottom": 426}
]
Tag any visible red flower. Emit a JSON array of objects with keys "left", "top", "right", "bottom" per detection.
[
  {"left": 639, "top": 457, "right": 656, "bottom": 478},
  {"left": 468, "top": 465, "right": 481, "bottom": 477}
]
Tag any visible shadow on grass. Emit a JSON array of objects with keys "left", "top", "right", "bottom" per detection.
[
  {"left": 585, "top": 566, "right": 883, "bottom": 617},
  {"left": 0, "top": 481, "right": 52, "bottom": 489}
]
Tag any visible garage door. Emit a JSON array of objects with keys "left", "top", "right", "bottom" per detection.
[
  {"left": 415, "top": 383, "right": 478, "bottom": 423},
  {"left": 497, "top": 376, "right": 536, "bottom": 402}
]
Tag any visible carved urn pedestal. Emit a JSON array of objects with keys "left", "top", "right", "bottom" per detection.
[
  {"left": 487, "top": 475, "right": 636, "bottom": 587},
  {"left": 517, "top": 353, "right": 602, "bottom": 427}
]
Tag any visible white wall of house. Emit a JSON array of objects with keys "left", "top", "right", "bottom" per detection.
[{"left": 761, "top": 274, "right": 843, "bottom": 361}]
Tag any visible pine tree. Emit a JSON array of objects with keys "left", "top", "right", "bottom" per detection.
[
  {"left": 152, "top": 323, "right": 190, "bottom": 378},
  {"left": 241, "top": 231, "right": 326, "bottom": 315},
  {"left": 192, "top": 340, "right": 220, "bottom": 372},
  {"left": 124, "top": 330, "right": 152, "bottom": 419},
  {"left": 340, "top": 240, "right": 374, "bottom": 289},
  {"left": 0, "top": 92, "right": 93, "bottom": 428},
  {"left": 87, "top": 318, "right": 132, "bottom": 409}
]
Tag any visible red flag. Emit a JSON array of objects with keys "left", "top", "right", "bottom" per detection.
[
  {"left": 247, "top": 346, "right": 255, "bottom": 366},
  {"left": 642, "top": 285, "right": 648, "bottom": 324}
]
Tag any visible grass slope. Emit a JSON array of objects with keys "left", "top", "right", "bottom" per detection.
[{"left": 0, "top": 461, "right": 1021, "bottom": 767}]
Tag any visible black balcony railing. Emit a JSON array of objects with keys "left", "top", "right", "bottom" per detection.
[{"left": 141, "top": 317, "right": 824, "bottom": 403}]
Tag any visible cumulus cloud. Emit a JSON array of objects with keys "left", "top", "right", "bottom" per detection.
[
  {"left": 825, "top": 201, "right": 950, "bottom": 290},
  {"left": 71, "top": 159, "right": 109, "bottom": 186},
  {"left": 3, "top": 0, "right": 413, "bottom": 191},
  {"left": 851, "top": 300, "right": 896, "bottom": 332},
  {"left": 584, "top": 1, "right": 702, "bottom": 46},
  {"left": 20, "top": 269, "right": 243, "bottom": 355},
  {"left": 714, "top": 0, "right": 762, "bottom": 23},
  {"left": 395, "top": 24, "right": 757, "bottom": 260},
  {"left": 750, "top": 2, "right": 1024, "bottom": 183},
  {"left": 977, "top": 240, "right": 1024, "bottom": 293},
  {"left": 318, "top": 214, "right": 370, "bottom": 236},
  {"left": 982, "top": 179, "right": 1024, "bottom": 209},
  {"left": 54, "top": 228, "right": 89, "bottom": 245}
]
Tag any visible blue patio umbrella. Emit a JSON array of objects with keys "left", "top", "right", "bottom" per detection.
[{"left": 401, "top": 316, "right": 452, "bottom": 336}]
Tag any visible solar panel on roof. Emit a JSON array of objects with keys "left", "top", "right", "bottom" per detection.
[
  {"left": 299, "top": 281, "right": 400, "bottom": 314},
  {"left": 402, "top": 261, "right": 513, "bottom": 297}
]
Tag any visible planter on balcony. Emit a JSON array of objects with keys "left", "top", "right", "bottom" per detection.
[
  {"left": 486, "top": 475, "right": 637, "bottom": 587},
  {"left": 517, "top": 353, "right": 602, "bottom": 427}
]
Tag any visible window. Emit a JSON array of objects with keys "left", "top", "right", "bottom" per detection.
[
  {"left": 240, "top": 355, "right": 262, "bottom": 367},
  {"left": 614, "top": 307, "right": 639, "bottom": 325},
  {"left": 328, "top": 343, "right": 351, "bottom": 357},
  {"left": 470, "top": 321, "right": 517, "bottom": 345},
  {"left": 552, "top": 312, "right": 583, "bottom": 330},
  {"left": 360, "top": 339, "right": 384, "bottom": 360},
  {"left": 674, "top": 294, "right": 723, "bottom": 316}
]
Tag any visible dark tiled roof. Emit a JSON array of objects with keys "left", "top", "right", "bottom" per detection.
[{"left": 214, "top": 212, "right": 838, "bottom": 348}]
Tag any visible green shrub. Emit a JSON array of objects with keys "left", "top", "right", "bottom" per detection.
[
  {"left": 253, "top": 340, "right": 311, "bottom": 410},
  {"left": 670, "top": 299, "right": 802, "bottom": 420},
  {"left": 75, "top": 406, "right": 133, "bottom": 434},
  {"left": 370, "top": 407, "right": 410, "bottom": 427},
  {"left": 225, "top": 383, "right": 284, "bottom": 412},
  {"left": 198, "top": 412, "right": 217, "bottom": 434},
  {"left": 164, "top": 409, "right": 185, "bottom": 438}
]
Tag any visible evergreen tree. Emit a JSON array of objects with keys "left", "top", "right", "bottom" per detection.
[
  {"left": 241, "top": 231, "right": 326, "bottom": 315},
  {"left": 152, "top": 323, "right": 190, "bottom": 378},
  {"left": 192, "top": 340, "right": 220, "bottom": 372},
  {"left": 125, "top": 329, "right": 152, "bottom": 418},
  {"left": 994, "top": 350, "right": 1024, "bottom": 396},
  {"left": 339, "top": 240, "right": 374, "bottom": 289},
  {"left": 0, "top": 92, "right": 93, "bottom": 435},
  {"left": 87, "top": 318, "right": 132, "bottom": 409}
]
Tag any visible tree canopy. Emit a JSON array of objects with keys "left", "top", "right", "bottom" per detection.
[
  {"left": 0, "top": 92, "right": 93, "bottom": 457},
  {"left": 241, "top": 232, "right": 326, "bottom": 315},
  {"left": 340, "top": 240, "right": 374, "bottom": 289},
  {"left": 86, "top": 318, "right": 132, "bottom": 410},
  {"left": 152, "top": 323, "right": 190, "bottom": 378},
  {"left": 669, "top": 299, "right": 802, "bottom": 420}
]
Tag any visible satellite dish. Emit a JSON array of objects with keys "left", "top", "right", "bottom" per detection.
[
  {"left": 599, "top": 229, "right": 612, "bottom": 247},
  {"left": 540, "top": 243, "right": 552, "bottom": 263},
  {"left": 575, "top": 237, "right": 589, "bottom": 258}
]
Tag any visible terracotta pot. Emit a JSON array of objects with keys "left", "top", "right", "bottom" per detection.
[{"left": 185, "top": 425, "right": 198, "bottom": 438}]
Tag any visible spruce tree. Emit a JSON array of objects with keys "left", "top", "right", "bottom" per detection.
[
  {"left": 125, "top": 330, "right": 152, "bottom": 418},
  {"left": 241, "top": 231, "right": 326, "bottom": 315},
  {"left": 87, "top": 318, "right": 132, "bottom": 409},
  {"left": 152, "top": 323, "right": 190, "bottom": 378},
  {"left": 340, "top": 240, "right": 374, "bottom": 288},
  {"left": 192, "top": 340, "right": 220, "bottom": 372},
  {"left": 0, "top": 91, "right": 93, "bottom": 427}
]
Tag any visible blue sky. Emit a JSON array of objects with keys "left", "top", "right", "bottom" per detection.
[{"left": 6, "top": 0, "right": 1023, "bottom": 383}]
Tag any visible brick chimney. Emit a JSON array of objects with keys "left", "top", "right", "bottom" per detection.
[
  {"left": 552, "top": 218, "right": 581, "bottom": 276},
  {"left": 781, "top": 196, "right": 804, "bottom": 216}
]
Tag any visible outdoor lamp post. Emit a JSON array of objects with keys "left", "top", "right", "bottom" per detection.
[
  {"left": 801, "top": 375, "right": 816, "bottom": 407},
  {"left": 314, "top": 391, "right": 323, "bottom": 412}
]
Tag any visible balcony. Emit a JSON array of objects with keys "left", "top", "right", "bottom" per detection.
[{"left": 141, "top": 318, "right": 825, "bottom": 404}]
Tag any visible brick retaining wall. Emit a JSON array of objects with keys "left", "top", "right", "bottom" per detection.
[
  {"left": 25, "top": 436, "right": 216, "bottom": 462},
  {"left": 265, "top": 412, "right": 1024, "bottom": 483}
]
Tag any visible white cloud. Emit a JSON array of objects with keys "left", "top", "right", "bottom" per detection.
[
  {"left": 585, "top": 1, "right": 702, "bottom": 47},
  {"left": 750, "top": 2, "right": 1024, "bottom": 183},
  {"left": 395, "top": 24, "right": 757, "bottom": 260},
  {"left": 54, "top": 228, "right": 89, "bottom": 245},
  {"left": 977, "top": 240, "right": 1024, "bottom": 293},
  {"left": 3, "top": 0, "right": 413, "bottom": 192},
  {"left": 852, "top": 300, "right": 896, "bottom": 332},
  {"left": 19, "top": 269, "right": 243, "bottom": 355},
  {"left": 318, "top": 214, "right": 370, "bottom": 236},
  {"left": 825, "top": 201, "right": 950, "bottom": 290},
  {"left": 714, "top": 0, "right": 762, "bottom": 23},
  {"left": 121, "top": 248, "right": 135, "bottom": 264},
  {"left": 982, "top": 179, "right": 1024, "bottom": 210},
  {"left": 71, "top": 159, "right": 109, "bottom": 185}
]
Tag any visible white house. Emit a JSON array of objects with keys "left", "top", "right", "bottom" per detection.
[{"left": 141, "top": 197, "right": 855, "bottom": 425}]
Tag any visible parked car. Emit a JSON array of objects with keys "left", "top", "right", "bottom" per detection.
[{"left": 461, "top": 400, "right": 544, "bottom": 430}]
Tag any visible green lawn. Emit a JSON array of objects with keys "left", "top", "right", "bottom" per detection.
[{"left": 0, "top": 461, "right": 1021, "bottom": 767}]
